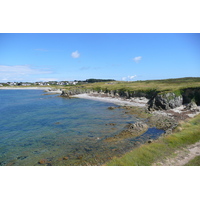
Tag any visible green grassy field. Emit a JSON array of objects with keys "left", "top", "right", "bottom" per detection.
[
  {"left": 61, "top": 77, "right": 200, "bottom": 95},
  {"left": 106, "top": 114, "right": 200, "bottom": 166}
]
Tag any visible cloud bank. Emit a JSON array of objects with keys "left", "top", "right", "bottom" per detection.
[
  {"left": 0, "top": 65, "right": 53, "bottom": 82},
  {"left": 71, "top": 50, "right": 80, "bottom": 58}
]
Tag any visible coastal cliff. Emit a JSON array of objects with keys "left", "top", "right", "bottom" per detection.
[{"left": 60, "top": 87, "right": 200, "bottom": 110}]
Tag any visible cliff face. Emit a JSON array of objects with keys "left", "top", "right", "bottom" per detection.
[
  {"left": 182, "top": 88, "right": 200, "bottom": 104},
  {"left": 60, "top": 87, "right": 200, "bottom": 110},
  {"left": 61, "top": 88, "right": 92, "bottom": 97},
  {"left": 148, "top": 93, "right": 183, "bottom": 110},
  {"left": 147, "top": 88, "right": 200, "bottom": 110}
]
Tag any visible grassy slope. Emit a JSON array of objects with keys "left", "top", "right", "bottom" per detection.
[
  {"left": 185, "top": 155, "right": 200, "bottom": 166},
  {"left": 62, "top": 77, "right": 200, "bottom": 93},
  {"left": 106, "top": 114, "right": 200, "bottom": 166}
]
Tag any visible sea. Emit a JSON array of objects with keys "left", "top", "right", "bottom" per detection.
[{"left": 0, "top": 89, "right": 164, "bottom": 166}]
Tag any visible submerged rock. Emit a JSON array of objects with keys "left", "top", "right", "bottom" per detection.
[
  {"left": 125, "top": 122, "right": 149, "bottom": 132},
  {"left": 108, "top": 106, "right": 116, "bottom": 110},
  {"left": 104, "top": 122, "right": 149, "bottom": 142},
  {"left": 38, "top": 159, "right": 48, "bottom": 164}
]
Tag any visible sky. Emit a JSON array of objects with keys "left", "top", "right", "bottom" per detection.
[{"left": 0, "top": 33, "right": 200, "bottom": 82}]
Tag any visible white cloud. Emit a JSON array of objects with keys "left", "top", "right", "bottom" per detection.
[
  {"left": 133, "top": 56, "right": 142, "bottom": 63},
  {"left": 71, "top": 50, "right": 80, "bottom": 58},
  {"left": 122, "top": 75, "right": 137, "bottom": 81},
  {"left": 128, "top": 75, "right": 137, "bottom": 79},
  {"left": 0, "top": 65, "right": 53, "bottom": 82}
]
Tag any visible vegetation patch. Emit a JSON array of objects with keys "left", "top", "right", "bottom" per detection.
[
  {"left": 120, "top": 106, "right": 152, "bottom": 119},
  {"left": 106, "top": 114, "right": 200, "bottom": 166},
  {"left": 184, "top": 155, "right": 200, "bottom": 166}
]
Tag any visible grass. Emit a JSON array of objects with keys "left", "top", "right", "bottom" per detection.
[
  {"left": 69, "top": 77, "right": 200, "bottom": 92},
  {"left": 59, "top": 77, "right": 200, "bottom": 100},
  {"left": 184, "top": 156, "right": 200, "bottom": 166},
  {"left": 106, "top": 114, "right": 200, "bottom": 166}
]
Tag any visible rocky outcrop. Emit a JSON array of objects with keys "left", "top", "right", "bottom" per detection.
[
  {"left": 148, "top": 92, "right": 183, "bottom": 110},
  {"left": 60, "top": 87, "right": 200, "bottom": 111},
  {"left": 60, "top": 88, "right": 92, "bottom": 97},
  {"left": 182, "top": 88, "right": 200, "bottom": 105},
  {"left": 124, "top": 122, "right": 149, "bottom": 133},
  {"left": 60, "top": 88, "right": 157, "bottom": 99},
  {"left": 104, "top": 122, "right": 149, "bottom": 142},
  {"left": 185, "top": 101, "right": 199, "bottom": 111},
  {"left": 148, "top": 88, "right": 200, "bottom": 110},
  {"left": 148, "top": 114, "right": 178, "bottom": 131}
]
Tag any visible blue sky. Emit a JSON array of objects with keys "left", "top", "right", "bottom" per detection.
[{"left": 0, "top": 33, "right": 199, "bottom": 82}]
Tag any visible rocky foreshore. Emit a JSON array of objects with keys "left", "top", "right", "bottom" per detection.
[
  {"left": 60, "top": 87, "right": 200, "bottom": 111},
  {"left": 60, "top": 88, "right": 200, "bottom": 140}
]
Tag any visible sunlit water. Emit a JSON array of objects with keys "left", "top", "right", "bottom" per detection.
[{"left": 0, "top": 90, "right": 164, "bottom": 166}]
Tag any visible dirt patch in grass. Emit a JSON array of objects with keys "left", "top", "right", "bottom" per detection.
[
  {"left": 185, "top": 155, "right": 200, "bottom": 166},
  {"left": 154, "top": 141, "right": 200, "bottom": 166}
]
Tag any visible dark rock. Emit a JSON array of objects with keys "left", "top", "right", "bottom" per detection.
[
  {"left": 125, "top": 122, "right": 149, "bottom": 132},
  {"left": 106, "top": 123, "right": 116, "bottom": 126},
  {"left": 108, "top": 106, "right": 115, "bottom": 110},
  {"left": 84, "top": 147, "right": 92, "bottom": 152},
  {"left": 185, "top": 101, "right": 198, "bottom": 111},
  {"left": 17, "top": 156, "right": 28, "bottom": 160},
  {"left": 148, "top": 92, "right": 183, "bottom": 110},
  {"left": 54, "top": 122, "right": 61, "bottom": 125},
  {"left": 46, "top": 163, "right": 52, "bottom": 166},
  {"left": 182, "top": 88, "right": 200, "bottom": 105}
]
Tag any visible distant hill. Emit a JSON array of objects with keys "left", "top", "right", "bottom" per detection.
[{"left": 85, "top": 79, "right": 115, "bottom": 83}]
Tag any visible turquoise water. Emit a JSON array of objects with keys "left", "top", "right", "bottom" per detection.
[{"left": 0, "top": 90, "right": 164, "bottom": 166}]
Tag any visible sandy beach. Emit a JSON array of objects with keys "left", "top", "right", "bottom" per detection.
[
  {"left": 73, "top": 93, "right": 200, "bottom": 123},
  {"left": 0, "top": 87, "right": 51, "bottom": 90},
  {"left": 73, "top": 93, "right": 148, "bottom": 107},
  {"left": 0, "top": 87, "right": 63, "bottom": 94}
]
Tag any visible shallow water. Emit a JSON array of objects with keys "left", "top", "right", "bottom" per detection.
[{"left": 0, "top": 90, "right": 164, "bottom": 166}]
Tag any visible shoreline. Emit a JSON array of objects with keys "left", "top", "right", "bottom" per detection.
[
  {"left": 0, "top": 86, "right": 52, "bottom": 90},
  {"left": 72, "top": 93, "right": 148, "bottom": 107},
  {"left": 73, "top": 93, "right": 200, "bottom": 119},
  {"left": 1, "top": 88, "right": 199, "bottom": 165},
  {"left": 0, "top": 87, "right": 63, "bottom": 94}
]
